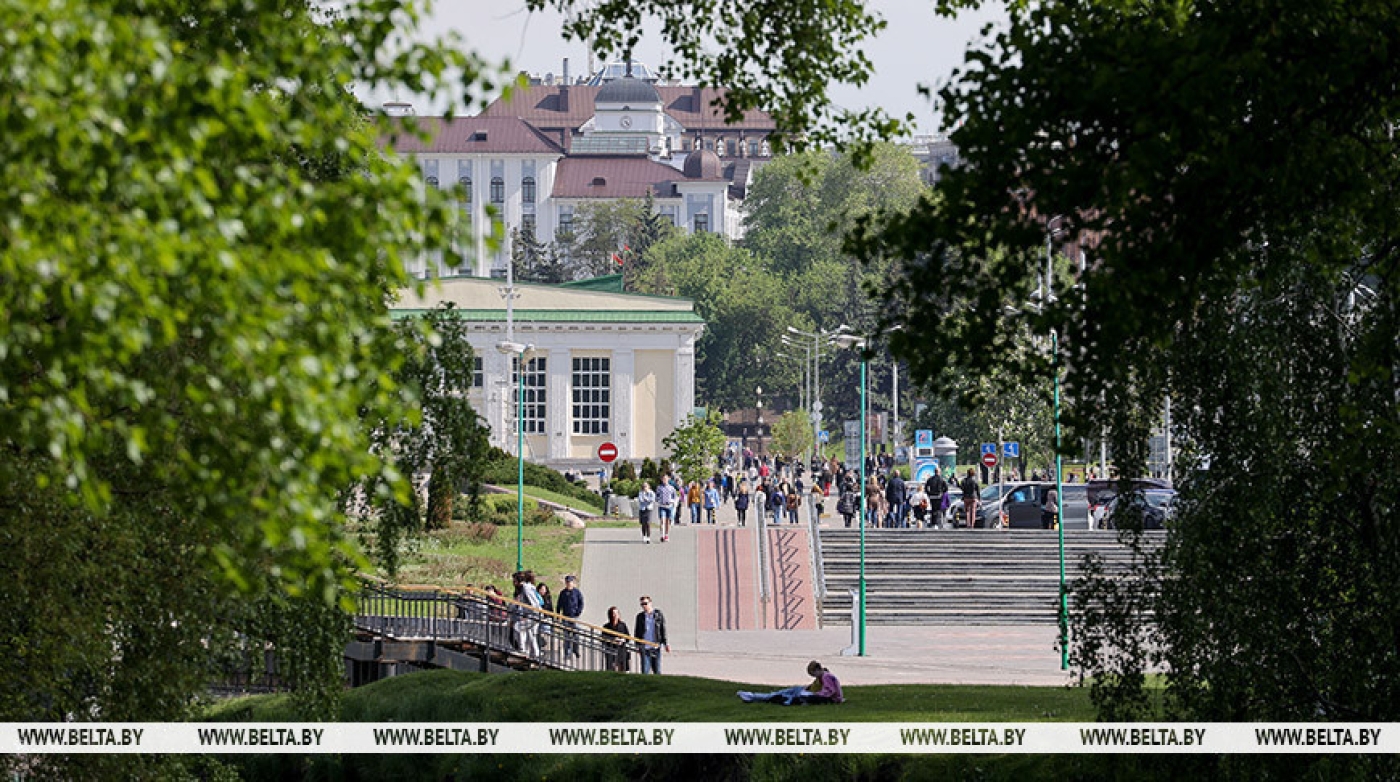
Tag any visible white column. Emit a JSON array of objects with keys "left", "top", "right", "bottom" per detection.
[
  {"left": 486, "top": 344, "right": 514, "bottom": 452},
  {"left": 613, "top": 348, "right": 635, "bottom": 459},
  {"left": 674, "top": 335, "right": 697, "bottom": 430},
  {"left": 548, "top": 346, "right": 571, "bottom": 460}
]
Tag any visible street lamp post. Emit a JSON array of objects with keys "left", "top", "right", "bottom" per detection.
[
  {"left": 1046, "top": 218, "right": 1068, "bottom": 671},
  {"left": 833, "top": 330, "right": 867, "bottom": 656},
  {"left": 496, "top": 340, "right": 534, "bottom": 573}
]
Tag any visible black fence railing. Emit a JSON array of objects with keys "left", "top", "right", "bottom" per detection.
[{"left": 354, "top": 581, "right": 657, "bottom": 673}]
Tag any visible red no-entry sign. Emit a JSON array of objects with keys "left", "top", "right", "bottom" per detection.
[
  {"left": 598, "top": 442, "right": 619, "bottom": 463},
  {"left": 981, "top": 452, "right": 999, "bottom": 469}
]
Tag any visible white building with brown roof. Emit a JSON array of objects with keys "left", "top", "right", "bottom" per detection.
[{"left": 384, "top": 64, "right": 778, "bottom": 278}]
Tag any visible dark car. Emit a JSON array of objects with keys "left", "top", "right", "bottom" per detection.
[
  {"left": 1102, "top": 489, "right": 1177, "bottom": 530},
  {"left": 972, "top": 481, "right": 1090, "bottom": 529},
  {"left": 1086, "top": 478, "right": 1173, "bottom": 529}
]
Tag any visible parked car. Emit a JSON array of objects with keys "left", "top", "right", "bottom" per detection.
[
  {"left": 971, "top": 481, "right": 1090, "bottom": 529},
  {"left": 941, "top": 487, "right": 963, "bottom": 527},
  {"left": 1086, "top": 478, "right": 1173, "bottom": 529},
  {"left": 1101, "top": 489, "right": 1177, "bottom": 530}
]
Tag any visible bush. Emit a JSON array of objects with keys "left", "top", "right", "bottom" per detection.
[
  {"left": 477, "top": 454, "right": 601, "bottom": 507},
  {"left": 614, "top": 461, "right": 637, "bottom": 481},
  {"left": 476, "top": 494, "right": 557, "bottom": 527},
  {"left": 608, "top": 479, "right": 641, "bottom": 499}
]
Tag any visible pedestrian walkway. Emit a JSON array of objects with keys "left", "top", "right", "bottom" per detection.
[{"left": 580, "top": 495, "right": 1075, "bottom": 687}]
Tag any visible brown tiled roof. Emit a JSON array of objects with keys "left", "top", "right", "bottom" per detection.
[
  {"left": 479, "top": 85, "right": 777, "bottom": 132},
  {"left": 382, "top": 116, "right": 564, "bottom": 155},
  {"left": 552, "top": 157, "right": 684, "bottom": 199}
]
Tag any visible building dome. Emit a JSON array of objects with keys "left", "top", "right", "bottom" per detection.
[
  {"left": 683, "top": 149, "right": 723, "bottom": 179},
  {"left": 596, "top": 76, "right": 662, "bottom": 106}
]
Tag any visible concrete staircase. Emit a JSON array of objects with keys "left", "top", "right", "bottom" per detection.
[{"left": 818, "top": 529, "right": 1164, "bottom": 625}]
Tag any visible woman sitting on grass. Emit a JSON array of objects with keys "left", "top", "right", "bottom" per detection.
[{"left": 737, "top": 661, "right": 844, "bottom": 705}]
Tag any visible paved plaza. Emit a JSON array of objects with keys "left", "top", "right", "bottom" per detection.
[{"left": 580, "top": 496, "right": 1076, "bottom": 688}]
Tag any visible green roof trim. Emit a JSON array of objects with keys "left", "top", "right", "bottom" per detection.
[
  {"left": 390, "top": 308, "right": 704, "bottom": 324},
  {"left": 558, "top": 274, "right": 624, "bottom": 293}
]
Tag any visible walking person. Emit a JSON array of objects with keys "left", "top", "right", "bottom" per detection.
[
  {"left": 634, "top": 596, "right": 669, "bottom": 674},
  {"left": 810, "top": 482, "right": 824, "bottom": 525},
  {"left": 865, "top": 475, "right": 883, "bottom": 528},
  {"left": 924, "top": 469, "right": 948, "bottom": 529},
  {"left": 768, "top": 482, "right": 785, "bottom": 525},
  {"left": 885, "top": 469, "right": 907, "bottom": 528},
  {"left": 960, "top": 469, "right": 980, "bottom": 529},
  {"left": 836, "top": 479, "right": 857, "bottom": 528},
  {"left": 637, "top": 481, "right": 657, "bottom": 543},
  {"left": 511, "top": 571, "right": 543, "bottom": 658},
  {"left": 734, "top": 481, "right": 751, "bottom": 527},
  {"left": 656, "top": 477, "right": 677, "bottom": 542},
  {"left": 687, "top": 481, "right": 703, "bottom": 525},
  {"left": 703, "top": 480, "right": 720, "bottom": 524},
  {"left": 602, "top": 606, "right": 630, "bottom": 672},
  {"left": 1041, "top": 484, "right": 1059, "bottom": 530},
  {"left": 558, "top": 575, "right": 584, "bottom": 661}
]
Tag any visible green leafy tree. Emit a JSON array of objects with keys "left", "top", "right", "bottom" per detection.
[
  {"left": 363, "top": 305, "right": 492, "bottom": 564},
  {"left": 663, "top": 412, "right": 728, "bottom": 485},
  {"left": 640, "top": 233, "right": 801, "bottom": 410},
  {"left": 846, "top": 0, "right": 1400, "bottom": 756},
  {"left": 561, "top": 197, "right": 677, "bottom": 280},
  {"left": 770, "top": 410, "right": 814, "bottom": 460},
  {"left": 0, "top": 0, "right": 490, "bottom": 751}
]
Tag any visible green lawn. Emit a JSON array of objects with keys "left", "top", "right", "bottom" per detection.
[
  {"left": 210, "top": 668, "right": 1094, "bottom": 724},
  {"left": 206, "top": 671, "right": 1173, "bottom": 781}
]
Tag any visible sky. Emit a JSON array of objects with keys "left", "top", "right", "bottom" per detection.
[{"left": 400, "top": 1, "right": 1006, "bottom": 134}]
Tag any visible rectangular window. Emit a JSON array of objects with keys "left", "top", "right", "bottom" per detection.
[
  {"left": 521, "top": 213, "right": 536, "bottom": 234},
  {"left": 694, "top": 213, "right": 710, "bottom": 234},
  {"left": 511, "top": 356, "right": 546, "bottom": 435},
  {"left": 472, "top": 356, "right": 483, "bottom": 388},
  {"left": 571, "top": 357, "right": 611, "bottom": 435}
]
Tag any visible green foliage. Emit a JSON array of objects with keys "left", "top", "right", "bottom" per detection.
[
  {"left": 638, "top": 457, "right": 660, "bottom": 484},
  {"left": 510, "top": 223, "right": 571, "bottom": 283},
  {"left": 363, "top": 305, "right": 492, "bottom": 574},
  {"left": 608, "top": 479, "right": 642, "bottom": 499},
  {"left": 771, "top": 410, "right": 814, "bottom": 459},
  {"left": 551, "top": 197, "right": 679, "bottom": 281},
  {"left": 663, "top": 411, "right": 727, "bottom": 484},
  {"left": 529, "top": 0, "right": 909, "bottom": 153},
  {"left": 478, "top": 451, "right": 601, "bottom": 507},
  {"left": 638, "top": 233, "right": 798, "bottom": 410},
  {"left": 472, "top": 495, "right": 557, "bottom": 528},
  {"left": 613, "top": 460, "right": 638, "bottom": 482},
  {"left": 0, "top": 0, "right": 495, "bottom": 744},
  {"left": 850, "top": 0, "right": 1400, "bottom": 738}
]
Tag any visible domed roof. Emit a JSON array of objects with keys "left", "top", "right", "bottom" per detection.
[
  {"left": 683, "top": 149, "right": 723, "bottom": 179},
  {"left": 596, "top": 76, "right": 662, "bottom": 105}
]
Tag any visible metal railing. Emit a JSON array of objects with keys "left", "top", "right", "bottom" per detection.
[{"left": 354, "top": 580, "right": 657, "bottom": 673}]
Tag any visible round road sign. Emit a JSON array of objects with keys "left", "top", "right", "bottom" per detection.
[
  {"left": 981, "top": 452, "right": 998, "bottom": 469},
  {"left": 597, "top": 442, "right": 619, "bottom": 463}
]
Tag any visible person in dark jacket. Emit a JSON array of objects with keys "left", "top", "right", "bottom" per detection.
[
  {"left": 602, "top": 606, "right": 630, "bottom": 672},
  {"left": 960, "top": 469, "right": 980, "bottom": 529},
  {"left": 885, "top": 471, "right": 907, "bottom": 528},
  {"left": 557, "top": 575, "right": 585, "bottom": 660},
  {"left": 634, "top": 596, "right": 669, "bottom": 674}
]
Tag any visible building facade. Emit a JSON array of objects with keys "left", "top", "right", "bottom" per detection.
[
  {"left": 392, "top": 276, "right": 704, "bottom": 471},
  {"left": 385, "top": 64, "right": 778, "bottom": 279}
]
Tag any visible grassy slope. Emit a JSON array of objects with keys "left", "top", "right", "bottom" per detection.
[{"left": 206, "top": 670, "right": 1132, "bottom": 781}]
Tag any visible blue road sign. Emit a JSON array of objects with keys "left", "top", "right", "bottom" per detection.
[
  {"left": 981, "top": 442, "right": 997, "bottom": 455},
  {"left": 1004, "top": 441, "right": 1020, "bottom": 458},
  {"left": 819, "top": 430, "right": 830, "bottom": 443}
]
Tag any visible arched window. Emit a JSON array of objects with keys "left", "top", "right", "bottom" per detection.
[
  {"left": 522, "top": 176, "right": 536, "bottom": 204},
  {"left": 458, "top": 176, "right": 471, "bottom": 202},
  {"left": 425, "top": 176, "right": 439, "bottom": 188},
  {"left": 490, "top": 176, "right": 504, "bottom": 203}
]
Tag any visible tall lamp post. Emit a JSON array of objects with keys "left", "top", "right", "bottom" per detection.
[
  {"left": 1045, "top": 217, "right": 1068, "bottom": 671},
  {"left": 496, "top": 340, "right": 534, "bottom": 573},
  {"left": 833, "top": 330, "right": 867, "bottom": 656}
]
